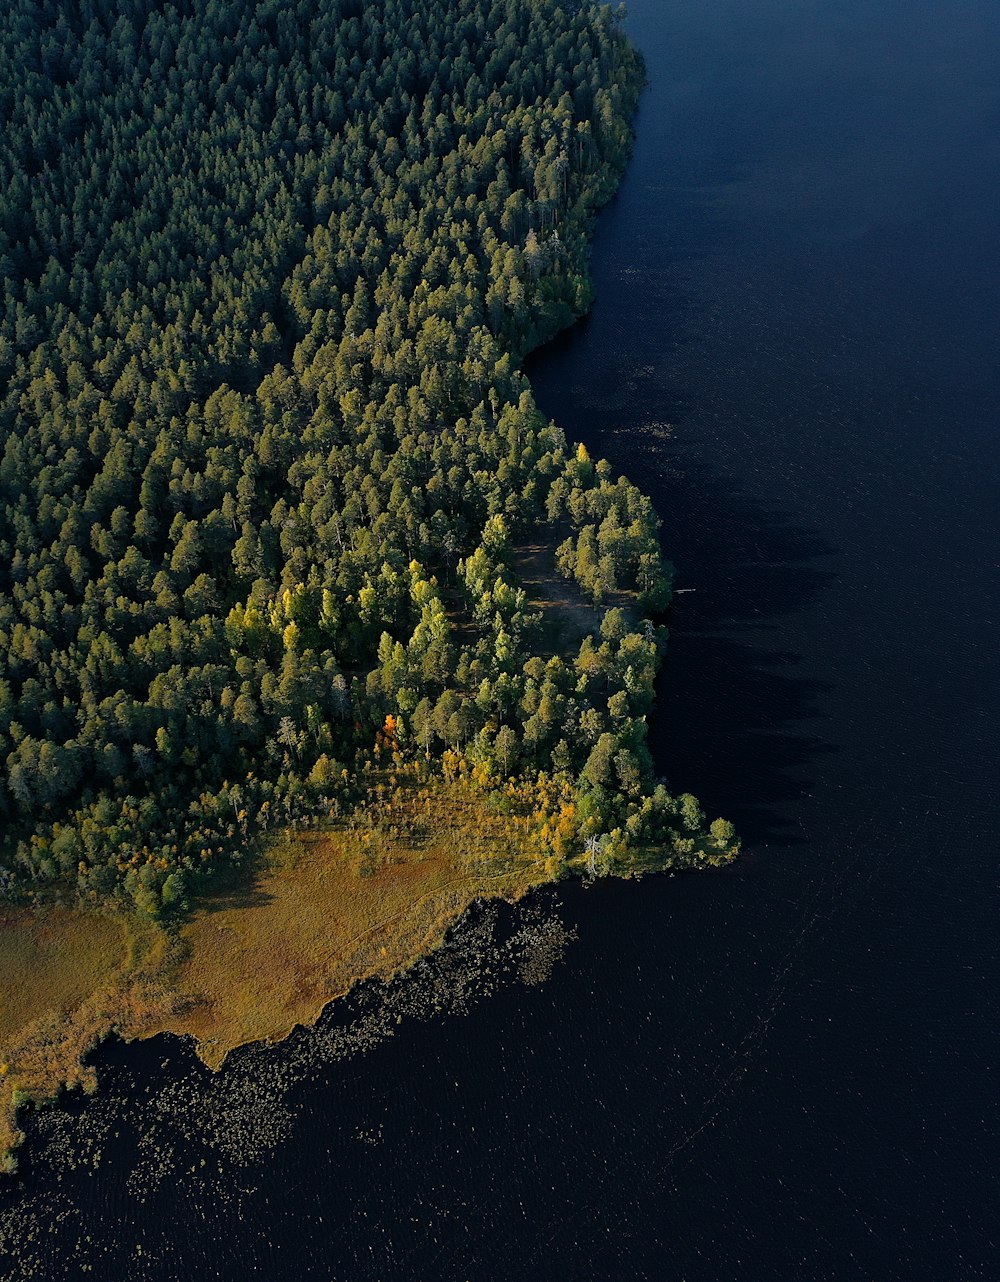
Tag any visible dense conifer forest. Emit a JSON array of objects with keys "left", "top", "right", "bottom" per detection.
[{"left": 0, "top": 0, "right": 736, "bottom": 919}]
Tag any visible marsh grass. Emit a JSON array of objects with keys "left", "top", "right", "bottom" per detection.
[{"left": 1, "top": 774, "right": 551, "bottom": 1165}]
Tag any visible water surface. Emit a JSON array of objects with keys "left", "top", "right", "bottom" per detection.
[{"left": 3, "top": 1, "right": 999, "bottom": 1277}]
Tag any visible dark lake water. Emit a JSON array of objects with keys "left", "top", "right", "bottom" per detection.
[{"left": 3, "top": 1, "right": 999, "bottom": 1277}]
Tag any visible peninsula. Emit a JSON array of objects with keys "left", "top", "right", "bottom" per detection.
[{"left": 0, "top": 0, "right": 737, "bottom": 1168}]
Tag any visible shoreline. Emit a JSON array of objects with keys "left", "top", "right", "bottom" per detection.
[
  {"left": 1, "top": 772, "right": 558, "bottom": 1168},
  {"left": 0, "top": 28, "right": 739, "bottom": 1174}
]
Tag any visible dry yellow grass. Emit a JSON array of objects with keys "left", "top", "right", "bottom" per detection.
[
  {"left": 157, "top": 772, "right": 550, "bottom": 1066},
  {"left": 0, "top": 774, "right": 552, "bottom": 1166},
  {"left": 0, "top": 906, "right": 178, "bottom": 1166},
  {"left": 0, "top": 906, "right": 126, "bottom": 1043}
]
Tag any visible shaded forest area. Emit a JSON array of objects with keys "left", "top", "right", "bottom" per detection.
[{"left": 0, "top": 0, "right": 736, "bottom": 918}]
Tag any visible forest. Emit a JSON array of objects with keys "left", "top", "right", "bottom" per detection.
[{"left": 0, "top": 0, "right": 737, "bottom": 921}]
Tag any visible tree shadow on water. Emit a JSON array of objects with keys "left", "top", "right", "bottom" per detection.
[
  {"left": 652, "top": 458, "right": 839, "bottom": 846},
  {"left": 526, "top": 270, "right": 840, "bottom": 851},
  {"left": 658, "top": 633, "right": 835, "bottom": 846}
]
